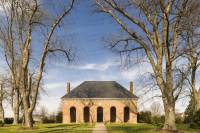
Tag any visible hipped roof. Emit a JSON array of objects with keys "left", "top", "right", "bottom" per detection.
[{"left": 61, "top": 81, "right": 138, "bottom": 99}]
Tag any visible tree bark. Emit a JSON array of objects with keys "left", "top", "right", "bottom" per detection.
[
  {"left": 155, "top": 70, "right": 177, "bottom": 130},
  {"left": 0, "top": 103, "right": 4, "bottom": 123},
  {"left": 0, "top": 104, "right": 4, "bottom": 123},
  {"left": 0, "top": 83, "right": 5, "bottom": 123},
  {"left": 24, "top": 110, "right": 33, "bottom": 127},
  {"left": 162, "top": 63, "right": 177, "bottom": 130},
  {"left": 12, "top": 89, "right": 19, "bottom": 125},
  {"left": 162, "top": 95, "right": 176, "bottom": 130},
  {"left": 194, "top": 94, "right": 200, "bottom": 113},
  {"left": 23, "top": 81, "right": 33, "bottom": 127},
  {"left": 191, "top": 64, "right": 200, "bottom": 113}
]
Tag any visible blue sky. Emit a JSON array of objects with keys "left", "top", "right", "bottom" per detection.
[{"left": 3, "top": 1, "right": 190, "bottom": 117}]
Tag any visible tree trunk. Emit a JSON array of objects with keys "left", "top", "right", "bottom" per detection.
[
  {"left": 12, "top": 89, "right": 19, "bottom": 125},
  {"left": 13, "top": 107, "right": 19, "bottom": 124},
  {"left": 162, "top": 62, "right": 177, "bottom": 130},
  {"left": 162, "top": 98, "right": 176, "bottom": 130},
  {"left": 191, "top": 66, "right": 200, "bottom": 114},
  {"left": 23, "top": 81, "right": 33, "bottom": 127},
  {"left": 23, "top": 92, "right": 33, "bottom": 127},
  {"left": 0, "top": 108, "right": 4, "bottom": 123},
  {"left": 2, "top": 109, "right": 4, "bottom": 123},
  {"left": 25, "top": 110, "right": 33, "bottom": 127},
  {"left": 194, "top": 96, "right": 200, "bottom": 113}
]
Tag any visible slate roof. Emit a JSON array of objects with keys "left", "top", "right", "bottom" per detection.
[{"left": 61, "top": 81, "right": 138, "bottom": 99}]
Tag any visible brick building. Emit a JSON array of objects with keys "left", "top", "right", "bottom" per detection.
[{"left": 61, "top": 81, "right": 138, "bottom": 123}]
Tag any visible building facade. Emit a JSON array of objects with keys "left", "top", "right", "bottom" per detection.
[{"left": 61, "top": 81, "right": 138, "bottom": 123}]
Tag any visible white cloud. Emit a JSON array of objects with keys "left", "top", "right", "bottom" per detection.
[
  {"left": 78, "top": 62, "right": 117, "bottom": 71},
  {"left": 43, "top": 82, "right": 65, "bottom": 90},
  {"left": 43, "top": 80, "right": 83, "bottom": 91}
]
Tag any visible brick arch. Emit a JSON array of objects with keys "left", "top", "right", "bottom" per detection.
[
  {"left": 110, "top": 106, "right": 116, "bottom": 122},
  {"left": 123, "top": 106, "right": 130, "bottom": 122},
  {"left": 97, "top": 106, "right": 103, "bottom": 122},
  {"left": 83, "top": 106, "right": 90, "bottom": 122},
  {"left": 70, "top": 106, "right": 76, "bottom": 122}
]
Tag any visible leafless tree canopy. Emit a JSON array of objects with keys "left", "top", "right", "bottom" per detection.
[
  {"left": 150, "top": 101, "right": 163, "bottom": 116},
  {"left": 91, "top": 0, "right": 200, "bottom": 130},
  {"left": 177, "top": 0, "right": 200, "bottom": 113},
  {"left": 0, "top": 0, "right": 78, "bottom": 127}
]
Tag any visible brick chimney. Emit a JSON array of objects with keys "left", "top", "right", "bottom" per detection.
[
  {"left": 130, "top": 82, "right": 133, "bottom": 93},
  {"left": 67, "top": 82, "right": 70, "bottom": 93}
]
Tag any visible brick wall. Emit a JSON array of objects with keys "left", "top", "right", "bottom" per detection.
[{"left": 62, "top": 99, "right": 137, "bottom": 123}]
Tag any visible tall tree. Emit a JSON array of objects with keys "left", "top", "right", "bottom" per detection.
[
  {"left": 91, "top": 0, "right": 197, "bottom": 130},
  {"left": 0, "top": 0, "right": 77, "bottom": 127},
  {"left": 0, "top": 75, "right": 8, "bottom": 123},
  {"left": 178, "top": 0, "right": 200, "bottom": 113}
]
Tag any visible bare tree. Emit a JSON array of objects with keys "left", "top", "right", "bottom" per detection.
[
  {"left": 57, "top": 101, "right": 63, "bottom": 113},
  {"left": 150, "top": 101, "right": 163, "bottom": 116},
  {"left": 91, "top": 0, "right": 198, "bottom": 130},
  {"left": 39, "top": 105, "right": 48, "bottom": 120},
  {"left": 0, "top": 0, "right": 77, "bottom": 127},
  {"left": 0, "top": 75, "right": 8, "bottom": 122},
  {"left": 178, "top": 1, "right": 200, "bottom": 113}
]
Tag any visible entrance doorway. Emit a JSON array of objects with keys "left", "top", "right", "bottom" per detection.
[
  {"left": 124, "top": 106, "right": 130, "bottom": 122},
  {"left": 110, "top": 107, "right": 116, "bottom": 122},
  {"left": 97, "top": 107, "right": 103, "bottom": 122},
  {"left": 70, "top": 107, "right": 76, "bottom": 122},
  {"left": 84, "top": 107, "right": 90, "bottom": 122}
]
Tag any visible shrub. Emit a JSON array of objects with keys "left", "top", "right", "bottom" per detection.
[
  {"left": 175, "top": 117, "right": 183, "bottom": 124},
  {"left": 153, "top": 116, "right": 161, "bottom": 124},
  {"left": 4, "top": 118, "right": 13, "bottom": 124},
  {"left": 190, "top": 122, "right": 200, "bottom": 129},
  {"left": 0, "top": 120, "right": 4, "bottom": 127},
  {"left": 190, "top": 109, "right": 200, "bottom": 129},
  {"left": 137, "top": 111, "right": 152, "bottom": 124},
  {"left": 160, "top": 115, "right": 165, "bottom": 123},
  {"left": 56, "top": 112, "right": 62, "bottom": 123},
  {"left": 42, "top": 117, "right": 55, "bottom": 123}
]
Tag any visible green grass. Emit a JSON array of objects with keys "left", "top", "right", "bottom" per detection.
[
  {"left": 2, "top": 123, "right": 200, "bottom": 133},
  {"left": 176, "top": 124, "right": 200, "bottom": 133},
  {"left": 105, "top": 123, "right": 161, "bottom": 133},
  {"left": 105, "top": 123, "right": 200, "bottom": 133},
  {"left": 1, "top": 123, "right": 95, "bottom": 133}
]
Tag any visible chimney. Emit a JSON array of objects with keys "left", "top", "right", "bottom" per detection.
[
  {"left": 67, "top": 82, "right": 70, "bottom": 93},
  {"left": 130, "top": 82, "right": 133, "bottom": 93}
]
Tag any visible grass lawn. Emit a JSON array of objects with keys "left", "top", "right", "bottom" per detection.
[
  {"left": 2, "top": 123, "right": 200, "bottom": 133},
  {"left": 105, "top": 123, "right": 200, "bottom": 133},
  {"left": 0, "top": 123, "right": 95, "bottom": 133}
]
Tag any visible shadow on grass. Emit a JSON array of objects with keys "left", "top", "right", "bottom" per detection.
[
  {"left": 107, "top": 127, "right": 150, "bottom": 133},
  {"left": 106, "top": 124, "right": 162, "bottom": 133},
  {"left": 154, "top": 123, "right": 164, "bottom": 128},
  {"left": 45, "top": 124, "right": 91, "bottom": 129},
  {"left": 38, "top": 128, "right": 92, "bottom": 133}
]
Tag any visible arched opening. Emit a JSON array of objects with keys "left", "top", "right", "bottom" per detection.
[
  {"left": 97, "top": 107, "right": 103, "bottom": 122},
  {"left": 70, "top": 107, "right": 76, "bottom": 122},
  {"left": 84, "top": 107, "right": 90, "bottom": 122},
  {"left": 124, "top": 106, "right": 130, "bottom": 122},
  {"left": 110, "top": 107, "right": 116, "bottom": 122}
]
